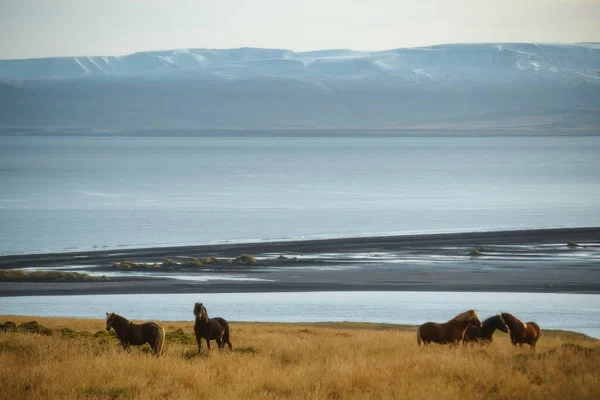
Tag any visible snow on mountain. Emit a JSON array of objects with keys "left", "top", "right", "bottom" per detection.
[
  {"left": 1, "top": 43, "right": 599, "bottom": 85},
  {"left": 0, "top": 44, "right": 598, "bottom": 131}
]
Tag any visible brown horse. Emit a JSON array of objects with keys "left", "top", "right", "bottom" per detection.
[
  {"left": 500, "top": 312, "right": 541, "bottom": 349},
  {"left": 105, "top": 312, "right": 165, "bottom": 357},
  {"left": 463, "top": 314, "right": 509, "bottom": 344},
  {"left": 193, "top": 303, "right": 232, "bottom": 352},
  {"left": 417, "top": 310, "right": 482, "bottom": 346}
]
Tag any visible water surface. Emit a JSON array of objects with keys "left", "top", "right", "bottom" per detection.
[
  {"left": 1, "top": 291, "right": 598, "bottom": 338},
  {"left": 1, "top": 135, "right": 599, "bottom": 254}
]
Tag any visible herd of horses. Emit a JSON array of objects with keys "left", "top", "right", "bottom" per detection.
[
  {"left": 416, "top": 309, "right": 541, "bottom": 348},
  {"left": 105, "top": 306, "right": 540, "bottom": 357}
]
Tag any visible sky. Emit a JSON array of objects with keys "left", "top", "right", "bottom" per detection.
[{"left": 0, "top": 0, "right": 599, "bottom": 60}]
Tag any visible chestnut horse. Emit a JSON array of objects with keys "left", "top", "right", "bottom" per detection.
[
  {"left": 417, "top": 310, "right": 482, "bottom": 346},
  {"left": 193, "top": 303, "right": 232, "bottom": 352},
  {"left": 463, "top": 314, "right": 508, "bottom": 344},
  {"left": 501, "top": 312, "right": 541, "bottom": 349},
  {"left": 105, "top": 312, "right": 165, "bottom": 357}
]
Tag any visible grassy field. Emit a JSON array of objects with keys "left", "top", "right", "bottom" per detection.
[{"left": 0, "top": 315, "right": 599, "bottom": 400}]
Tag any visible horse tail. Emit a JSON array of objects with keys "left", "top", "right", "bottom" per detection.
[
  {"left": 223, "top": 324, "right": 232, "bottom": 350},
  {"left": 154, "top": 326, "right": 165, "bottom": 357},
  {"left": 417, "top": 326, "right": 423, "bottom": 346},
  {"left": 531, "top": 322, "right": 541, "bottom": 345}
]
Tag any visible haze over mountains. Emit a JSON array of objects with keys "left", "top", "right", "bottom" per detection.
[{"left": 1, "top": 43, "right": 599, "bottom": 133}]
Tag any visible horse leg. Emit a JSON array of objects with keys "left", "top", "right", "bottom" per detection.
[
  {"left": 120, "top": 339, "right": 131, "bottom": 352},
  {"left": 205, "top": 337, "right": 211, "bottom": 351},
  {"left": 530, "top": 338, "right": 538, "bottom": 351},
  {"left": 196, "top": 335, "right": 203, "bottom": 353}
]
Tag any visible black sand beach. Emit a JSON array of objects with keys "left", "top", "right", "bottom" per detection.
[{"left": 1, "top": 227, "right": 599, "bottom": 296}]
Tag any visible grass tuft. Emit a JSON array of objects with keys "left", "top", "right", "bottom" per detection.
[
  {"left": 0, "top": 270, "right": 107, "bottom": 282},
  {"left": 17, "top": 321, "right": 54, "bottom": 336},
  {"left": 235, "top": 255, "right": 257, "bottom": 264},
  {"left": 166, "top": 328, "right": 196, "bottom": 345},
  {"left": 181, "top": 258, "right": 203, "bottom": 267}
]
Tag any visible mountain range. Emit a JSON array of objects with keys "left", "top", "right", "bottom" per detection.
[{"left": 1, "top": 43, "right": 599, "bottom": 132}]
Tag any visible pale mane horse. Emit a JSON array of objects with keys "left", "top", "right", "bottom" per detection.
[
  {"left": 105, "top": 312, "right": 166, "bottom": 357},
  {"left": 417, "top": 310, "right": 482, "bottom": 346},
  {"left": 500, "top": 312, "right": 541, "bottom": 349}
]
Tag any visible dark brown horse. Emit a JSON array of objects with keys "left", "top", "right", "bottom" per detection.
[
  {"left": 501, "top": 312, "right": 541, "bottom": 349},
  {"left": 463, "top": 314, "right": 509, "bottom": 344},
  {"left": 193, "top": 303, "right": 232, "bottom": 352},
  {"left": 417, "top": 310, "right": 482, "bottom": 346},
  {"left": 105, "top": 312, "right": 165, "bottom": 357}
]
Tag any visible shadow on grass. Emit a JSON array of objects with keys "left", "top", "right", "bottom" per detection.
[{"left": 78, "top": 385, "right": 136, "bottom": 399}]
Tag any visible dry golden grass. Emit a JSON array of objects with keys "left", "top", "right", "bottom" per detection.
[{"left": 1, "top": 315, "right": 599, "bottom": 400}]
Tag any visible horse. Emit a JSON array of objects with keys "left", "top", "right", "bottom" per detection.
[
  {"left": 417, "top": 309, "right": 482, "bottom": 346},
  {"left": 193, "top": 303, "right": 232, "bottom": 352},
  {"left": 463, "top": 314, "right": 508, "bottom": 344},
  {"left": 105, "top": 312, "right": 165, "bottom": 357},
  {"left": 500, "top": 312, "right": 541, "bottom": 349}
]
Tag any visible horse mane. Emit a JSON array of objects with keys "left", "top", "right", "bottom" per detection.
[
  {"left": 483, "top": 314, "right": 502, "bottom": 325},
  {"left": 501, "top": 312, "right": 527, "bottom": 329},
  {"left": 111, "top": 313, "right": 129, "bottom": 324},
  {"left": 497, "top": 314, "right": 507, "bottom": 326},
  {"left": 450, "top": 309, "right": 479, "bottom": 322}
]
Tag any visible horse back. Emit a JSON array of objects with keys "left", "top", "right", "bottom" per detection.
[
  {"left": 212, "top": 317, "right": 230, "bottom": 332},
  {"left": 128, "top": 322, "right": 160, "bottom": 345},
  {"left": 418, "top": 322, "right": 439, "bottom": 342},
  {"left": 421, "top": 320, "right": 469, "bottom": 344},
  {"left": 195, "top": 317, "right": 229, "bottom": 340}
]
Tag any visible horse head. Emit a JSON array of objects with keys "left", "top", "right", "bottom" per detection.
[
  {"left": 193, "top": 303, "right": 205, "bottom": 318},
  {"left": 496, "top": 314, "right": 509, "bottom": 333},
  {"left": 106, "top": 312, "right": 115, "bottom": 331},
  {"left": 501, "top": 312, "right": 527, "bottom": 331}
]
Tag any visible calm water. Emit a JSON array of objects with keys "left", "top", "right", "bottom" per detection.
[
  {"left": 1, "top": 291, "right": 599, "bottom": 338},
  {"left": 1, "top": 135, "right": 599, "bottom": 255}
]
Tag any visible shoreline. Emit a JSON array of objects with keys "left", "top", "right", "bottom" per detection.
[
  {"left": 1, "top": 226, "right": 598, "bottom": 265},
  {"left": 0, "top": 227, "right": 599, "bottom": 297},
  {"left": 2, "top": 281, "right": 600, "bottom": 298}
]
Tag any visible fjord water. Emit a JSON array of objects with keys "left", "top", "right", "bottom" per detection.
[
  {"left": 1, "top": 135, "right": 599, "bottom": 255},
  {"left": 1, "top": 292, "right": 599, "bottom": 338}
]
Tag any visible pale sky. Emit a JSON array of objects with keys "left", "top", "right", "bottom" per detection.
[{"left": 0, "top": 0, "right": 599, "bottom": 60}]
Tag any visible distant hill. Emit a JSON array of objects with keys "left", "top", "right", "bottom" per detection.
[{"left": 1, "top": 43, "right": 599, "bottom": 132}]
